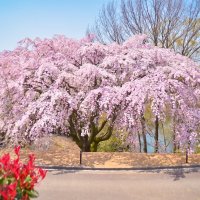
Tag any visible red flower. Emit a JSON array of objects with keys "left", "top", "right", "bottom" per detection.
[
  {"left": 14, "top": 146, "right": 20, "bottom": 157},
  {"left": 1, "top": 153, "right": 10, "bottom": 166},
  {"left": 39, "top": 167, "right": 47, "bottom": 179},
  {"left": 7, "top": 183, "right": 17, "bottom": 198},
  {"left": 0, "top": 147, "right": 46, "bottom": 200}
]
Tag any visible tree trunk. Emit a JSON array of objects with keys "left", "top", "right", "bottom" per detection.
[
  {"left": 173, "top": 117, "right": 177, "bottom": 153},
  {"left": 154, "top": 116, "right": 159, "bottom": 153},
  {"left": 173, "top": 133, "right": 177, "bottom": 153},
  {"left": 138, "top": 133, "right": 142, "bottom": 153},
  {"left": 82, "top": 135, "right": 91, "bottom": 152},
  {"left": 142, "top": 132, "right": 147, "bottom": 153},
  {"left": 141, "top": 114, "right": 147, "bottom": 153}
]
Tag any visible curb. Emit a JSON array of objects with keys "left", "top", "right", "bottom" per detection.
[{"left": 36, "top": 164, "right": 200, "bottom": 171}]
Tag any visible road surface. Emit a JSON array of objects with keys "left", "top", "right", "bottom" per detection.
[{"left": 37, "top": 168, "right": 200, "bottom": 200}]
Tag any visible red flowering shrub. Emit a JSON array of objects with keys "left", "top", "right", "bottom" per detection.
[{"left": 0, "top": 146, "right": 46, "bottom": 200}]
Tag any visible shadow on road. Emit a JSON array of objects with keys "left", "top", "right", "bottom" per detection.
[
  {"left": 51, "top": 169, "right": 81, "bottom": 175},
  {"left": 139, "top": 167, "right": 200, "bottom": 181},
  {"left": 48, "top": 166, "right": 200, "bottom": 182}
]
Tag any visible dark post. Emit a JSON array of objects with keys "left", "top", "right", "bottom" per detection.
[{"left": 80, "top": 150, "right": 82, "bottom": 165}]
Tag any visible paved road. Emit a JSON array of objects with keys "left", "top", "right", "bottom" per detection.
[{"left": 37, "top": 168, "right": 200, "bottom": 200}]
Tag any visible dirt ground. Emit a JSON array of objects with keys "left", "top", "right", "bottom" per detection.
[{"left": 0, "top": 136, "right": 200, "bottom": 168}]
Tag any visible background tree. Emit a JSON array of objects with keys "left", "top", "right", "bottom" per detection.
[{"left": 89, "top": 0, "right": 200, "bottom": 61}]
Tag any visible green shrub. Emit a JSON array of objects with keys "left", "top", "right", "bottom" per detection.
[{"left": 97, "top": 133, "right": 129, "bottom": 152}]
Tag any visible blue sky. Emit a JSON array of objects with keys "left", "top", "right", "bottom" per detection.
[{"left": 0, "top": 0, "right": 110, "bottom": 51}]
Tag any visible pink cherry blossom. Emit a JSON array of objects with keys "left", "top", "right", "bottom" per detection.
[{"left": 0, "top": 34, "right": 199, "bottom": 152}]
